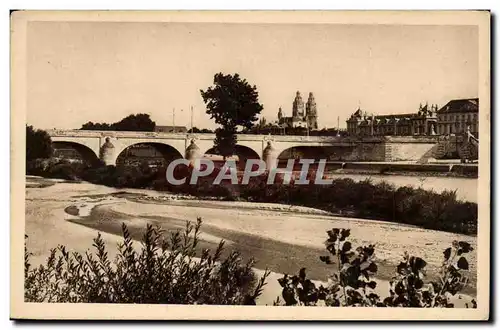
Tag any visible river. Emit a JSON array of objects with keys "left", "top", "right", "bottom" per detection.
[{"left": 24, "top": 175, "right": 477, "bottom": 305}]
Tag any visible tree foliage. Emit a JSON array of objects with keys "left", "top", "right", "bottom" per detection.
[
  {"left": 81, "top": 122, "right": 112, "bottom": 131},
  {"left": 80, "top": 113, "right": 156, "bottom": 132},
  {"left": 275, "top": 228, "right": 476, "bottom": 308},
  {"left": 26, "top": 125, "right": 53, "bottom": 161},
  {"left": 25, "top": 218, "right": 270, "bottom": 304},
  {"left": 200, "top": 73, "right": 263, "bottom": 158}
]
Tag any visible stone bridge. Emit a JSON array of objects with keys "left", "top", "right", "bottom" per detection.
[
  {"left": 47, "top": 129, "right": 361, "bottom": 166},
  {"left": 47, "top": 129, "right": 443, "bottom": 166}
]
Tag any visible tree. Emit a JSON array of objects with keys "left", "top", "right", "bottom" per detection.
[
  {"left": 80, "top": 114, "right": 156, "bottom": 132},
  {"left": 200, "top": 73, "right": 263, "bottom": 159},
  {"left": 81, "top": 121, "right": 112, "bottom": 131},
  {"left": 26, "top": 125, "right": 53, "bottom": 161},
  {"left": 113, "top": 113, "right": 156, "bottom": 131}
]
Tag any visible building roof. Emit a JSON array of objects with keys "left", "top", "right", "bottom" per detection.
[
  {"left": 375, "top": 113, "right": 414, "bottom": 120},
  {"left": 348, "top": 108, "right": 365, "bottom": 120},
  {"left": 437, "top": 98, "right": 479, "bottom": 114}
]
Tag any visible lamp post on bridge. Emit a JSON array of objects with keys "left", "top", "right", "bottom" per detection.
[
  {"left": 190, "top": 106, "right": 194, "bottom": 132},
  {"left": 172, "top": 108, "right": 175, "bottom": 130},
  {"left": 337, "top": 116, "right": 341, "bottom": 137}
]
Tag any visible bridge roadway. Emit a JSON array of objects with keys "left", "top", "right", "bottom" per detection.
[{"left": 47, "top": 129, "right": 442, "bottom": 166}]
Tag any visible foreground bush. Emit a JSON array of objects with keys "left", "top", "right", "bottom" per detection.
[
  {"left": 25, "top": 217, "right": 475, "bottom": 307},
  {"left": 25, "top": 218, "right": 270, "bottom": 304},
  {"left": 275, "top": 227, "right": 476, "bottom": 308}
]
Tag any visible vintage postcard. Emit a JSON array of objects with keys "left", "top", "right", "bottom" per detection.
[{"left": 10, "top": 10, "right": 490, "bottom": 320}]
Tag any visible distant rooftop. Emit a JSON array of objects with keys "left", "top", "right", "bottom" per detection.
[{"left": 437, "top": 98, "right": 479, "bottom": 114}]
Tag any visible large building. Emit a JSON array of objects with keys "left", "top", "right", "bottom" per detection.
[
  {"left": 346, "top": 103, "right": 438, "bottom": 136},
  {"left": 436, "top": 98, "right": 479, "bottom": 135},
  {"left": 277, "top": 91, "right": 319, "bottom": 130}
]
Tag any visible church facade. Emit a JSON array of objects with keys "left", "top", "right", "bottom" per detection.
[{"left": 277, "top": 91, "right": 319, "bottom": 130}]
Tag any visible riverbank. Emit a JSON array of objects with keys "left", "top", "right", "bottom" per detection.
[
  {"left": 28, "top": 159, "right": 479, "bottom": 236},
  {"left": 25, "top": 177, "right": 478, "bottom": 304},
  {"left": 321, "top": 162, "right": 478, "bottom": 178}
]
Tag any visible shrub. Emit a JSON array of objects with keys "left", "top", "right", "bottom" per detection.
[
  {"left": 26, "top": 158, "right": 88, "bottom": 181},
  {"left": 25, "top": 218, "right": 270, "bottom": 304},
  {"left": 80, "top": 164, "right": 160, "bottom": 189},
  {"left": 26, "top": 158, "right": 51, "bottom": 176},
  {"left": 275, "top": 227, "right": 476, "bottom": 308},
  {"left": 46, "top": 161, "right": 86, "bottom": 181},
  {"left": 382, "top": 240, "right": 475, "bottom": 308}
]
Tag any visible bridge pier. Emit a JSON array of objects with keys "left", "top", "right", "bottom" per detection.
[
  {"left": 185, "top": 139, "right": 202, "bottom": 168},
  {"left": 262, "top": 141, "right": 278, "bottom": 171},
  {"left": 99, "top": 137, "right": 117, "bottom": 166}
]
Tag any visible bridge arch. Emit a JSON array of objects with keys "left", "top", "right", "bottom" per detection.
[
  {"left": 277, "top": 146, "right": 331, "bottom": 161},
  {"left": 52, "top": 141, "right": 101, "bottom": 166},
  {"left": 202, "top": 144, "right": 261, "bottom": 168},
  {"left": 114, "top": 142, "right": 184, "bottom": 167}
]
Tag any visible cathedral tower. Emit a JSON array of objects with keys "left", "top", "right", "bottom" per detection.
[
  {"left": 306, "top": 92, "right": 318, "bottom": 129},
  {"left": 292, "top": 91, "right": 305, "bottom": 118}
]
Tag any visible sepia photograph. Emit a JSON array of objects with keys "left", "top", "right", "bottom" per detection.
[{"left": 10, "top": 10, "right": 490, "bottom": 320}]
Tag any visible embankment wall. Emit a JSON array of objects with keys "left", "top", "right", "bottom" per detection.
[{"left": 324, "top": 136, "right": 438, "bottom": 162}]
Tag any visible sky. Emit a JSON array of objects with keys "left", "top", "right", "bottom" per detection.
[{"left": 26, "top": 22, "right": 478, "bottom": 130}]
